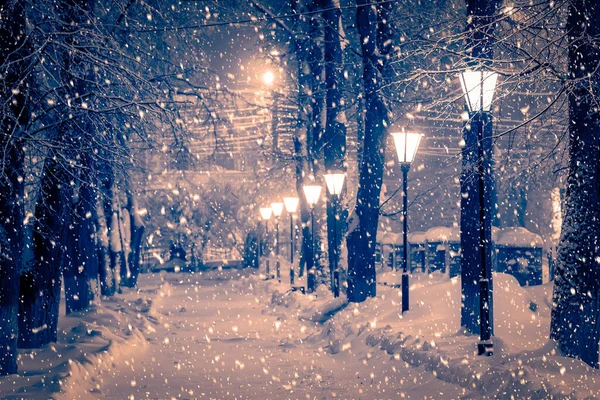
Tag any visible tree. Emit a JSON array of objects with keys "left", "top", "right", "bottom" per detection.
[
  {"left": 323, "top": 0, "right": 347, "bottom": 293},
  {"left": 346, "top": 0, "right": 394, "bottom": 302},
  {"left": 550, "top": 0, "right": 600, "bottom": 369},
  {"left": 0, "top": 0, "right": 28, "bottom": 375}
]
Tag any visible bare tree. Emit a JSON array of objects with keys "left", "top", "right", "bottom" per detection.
[
  {"left": 0, "top": 0, "right": 29, "bottom": 375},
  {"left": 346, "top": 0, "right": 394, "bottom": 302},
  {"left": 550, "top": 0, "right": 600, "bottom": 369}
]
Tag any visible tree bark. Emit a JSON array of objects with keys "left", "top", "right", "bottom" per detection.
[
  {"left": 346, "top": 0, "right": 391, "bottom": 302},
  {"left": 550, "top": 0, "right": 600, "bottom": 369},
  {"left": 125, "top": 185, "right": 145, "bottom": 287},
  {"left": 289, "top": 0, "right": 323, "bottom": 281},
  {"left": 0, "top": 0, "right": 27, "bottom": 375},
  {"left": 322, "top": 0, "right": 347, "bottom": 290},
  {"left": 19, "top": 158, "right": 70, "bottom": 348},
  {"left": 293, "top": 136, "right": 313, "bottom": 278},
  {"left": 97, "top": 196, "right": 116, "bottom": 296},
  {"left": 64, "top": 177, "right": 99, "bottom": 314}
]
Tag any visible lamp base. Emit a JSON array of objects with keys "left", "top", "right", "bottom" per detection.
[{"left": 477, "top": 340, "right": 494, "bottom": 356}]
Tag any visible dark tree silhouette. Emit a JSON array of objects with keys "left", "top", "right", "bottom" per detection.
[{"left": 550, "top": 0, "right": 600, "bottom": 369}]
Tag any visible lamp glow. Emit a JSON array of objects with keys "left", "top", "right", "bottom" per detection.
[
  {"left": 283, "top": 197, "right": 299, "bottom": 213},
  {"left": 271, "top": 202, "right": 284, "bottom": 218},
  {"left": 263, "top": 70, "right": 275, "bottom": 86},
  {"left": 259, "top": 207, "right": 272, "bottom": 220},
  {"left": 459, "top": 70, "right": 498, "bottom": 113},
  {"left": 391, "top": 132, "right": 423, "bottom": 164},
  {"left": 324, "top": 173, "right": 346, "bottom": 196},
  {"left": 303, "top": 185, "right": 322, "bottom": 207}
]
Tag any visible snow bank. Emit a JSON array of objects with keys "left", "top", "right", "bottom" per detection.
[
  {"left": 253, "top": 269, "right": 595, "bottom": 399},
  {"left": 0, "top": 277, "right": 174, "bottom": 399}
]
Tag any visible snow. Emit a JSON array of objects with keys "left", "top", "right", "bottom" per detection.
[
  {"left": 425, "top": 226, "right": 452, "bottom": 242},
  {"left": 408, "top": 231, "right": 426, "bottom": 244},
  {"left": 496, "top": 227, "right": 544, "bottom": 247},
  {"left": 448, "top": 226, "right": 461, "bottom": 243},
  {"left": 378, "top": 231, "right": 402, "bottom": 245},
  {"left": 3, "top": 264, "right": 600, "bottom": 399}
]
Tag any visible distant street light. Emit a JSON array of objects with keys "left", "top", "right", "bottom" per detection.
[
  {"left": 303, "top": 184, "right": 322, "bottom": 293},
  {"left": 324, "top": 172, "right": 346, "bottom": 298},
  {"left": 259, "top": 207, "right": 273, "bottom": 279},
  {"left": 271, "top": 202, "right": 284, "bottom": 282},
  {"left": 262, "top": 70, "right": 275, "bottom": 86},
  {"left": 459, "top": 69, "right": 498, "bottom": 357},
  {"left": 283, "top": 197, "right": 300, "bottom": 285},
  {"left": 391, "top": 132, "right": 422, "bottom": 313}
]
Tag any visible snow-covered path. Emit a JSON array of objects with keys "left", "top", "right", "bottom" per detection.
[{"left": 95, "top": 271, "right": 465, "bottom": 399}]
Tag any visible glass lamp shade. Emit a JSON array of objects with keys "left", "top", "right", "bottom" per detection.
[
  {"left": 283, "top": 197, "right": 299, "bottom": 213},
  {"left": 259, "top": 207, "right": 273, "bottom": 221},
  {"left": 324, "top": 173, "right": 346, "bottom": 196},
  {"left": 271, "top": 202, "right": 284, "bottom": 217},
  {"left": 391, "top": 132, "right": 423, "bottom": 164},
  {"left": 459, "top": 70, "right": 498, "bottom": 112},
  {"left": 303, "top": 185, "right": 322, "bottom": 207}
]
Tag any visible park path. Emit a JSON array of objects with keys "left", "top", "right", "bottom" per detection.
[{"left": 95, "top": 271, "right": 465, "bottom": 400}]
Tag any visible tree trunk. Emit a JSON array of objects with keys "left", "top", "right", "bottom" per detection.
[
  {"left": 346, "top": 0, "right": 391, "bottom": 302},
  {"left": 101, "top": 176, "right": 123, "bottom": 292},
  {"left": 293, "top": 136, "right": 313, "bottom": 278},
  {"left": 322, "top": 0, "right": 347, "bottom": 290},
  {"left": 550, "top": 0, "right": 600, "bottom": 369},
  {"left": 19, "top": 158, "right": 70, "bottom": 348},
  {"left": 97, "top": 197, "right": 116, "bottom": 296},
  {"left": 64, "top": 179, "right": 99, "bottom": 314},
  {"left": 125, "top": 187, "right": 145, "bottom": 287},
  {"left": 0, "top": 0, "right": 28, "bottom": 375}
]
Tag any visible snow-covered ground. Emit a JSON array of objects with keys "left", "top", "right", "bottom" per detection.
[{"left": 2, "top": 261, "right": 600, "bottom": 399}]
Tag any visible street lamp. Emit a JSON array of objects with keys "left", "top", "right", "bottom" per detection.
[
  {"left": 263, "top": 70, "right": 275, "bottom": 86},
  {"left": 259, "top": 207, "right": 273, "bottom": 279},
  {"left": 459, "top": 69, "right": 498, "bottom": 357},
  {"left": 303, "top": 184, "right": 322, "bottom": 293},
  {"left": 324, "top": 172, "right": 346, "bottom": 298},
  {"left": 283, "top": 196, "right": 300, "bottom": 285},
  {"left": 271, "top": 202, "right": 284, "bottom": 282},
  {"left": 391, "top": 132, "right": 422, "bottom": 313}
]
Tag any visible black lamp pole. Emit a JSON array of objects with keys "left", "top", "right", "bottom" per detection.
[
  {"left": 477, "top": 110, "right": 493, "bottom": 356},
  {"left": 275, "top": 218, "right": 280, "bottom": 282},
  {"left": 332, "top": 194, "right": 340, "bottom": 298},
  {"left": 401, "top": 163, "right": 410, "bottom": 313},
  {"left": 265, "top": 221, "right": 270, "bottom": 279},
  {"left": 289, "top": 213, "right": 295, "bottom": 285},
  {"left": 308, "top": 207, "right": 316, "bottom": 293}
]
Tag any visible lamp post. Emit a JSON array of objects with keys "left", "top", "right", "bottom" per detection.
[
  {"left": 271, "top": 202, "right": 284, "bottom": 282},
  {"left": 459, "top": 69, "right": 498, "bottom": 357},
  {"left": 283, "top": 197, "right": 300, "bottom": 285},
  {"left": 259, "top": 207, "right": 273, "bottom": 279},
  {"left": 391, "top": 132, "right": 422, "bottom": 313},
  {"left": 324, "top": 172, "right": 346, "bottom": 298},
  {"left": 303, "top": 184, "right": 322, "bottom": 293}
]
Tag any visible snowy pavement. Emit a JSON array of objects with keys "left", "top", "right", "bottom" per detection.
[
  {"left": 3, "top": 265, "right": 600, "bottom": 399},
  {"left": 86, "top": 270, "right": 464, "bottom": 399}
]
